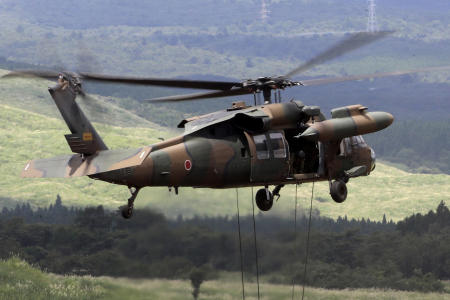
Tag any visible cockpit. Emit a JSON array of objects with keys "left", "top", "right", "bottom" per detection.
[{"left": 340, "top": 135, "right": 368, "bottom": 156}]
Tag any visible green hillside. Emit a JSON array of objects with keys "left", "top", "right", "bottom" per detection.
[
  {"left": 0, "top": 257, "right": 446, "bottom": 300},
  {"left": 0, "top": 101, "right": 448, "bottom": 221}
]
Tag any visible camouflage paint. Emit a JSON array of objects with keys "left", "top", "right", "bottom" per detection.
[{"left": 22, "top": 99, "right": 392, "bottom": 190}]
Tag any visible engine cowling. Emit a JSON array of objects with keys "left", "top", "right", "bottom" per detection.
[{"left": 299, "top": 105, "right": 394, "bottom": 142}]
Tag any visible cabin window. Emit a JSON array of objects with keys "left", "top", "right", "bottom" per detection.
[
  {"left": 254, "top": 134, "right": 270, "bottom": 159},
  {"left": 269, "top": 132, "right": 287, "bottom": 159}
]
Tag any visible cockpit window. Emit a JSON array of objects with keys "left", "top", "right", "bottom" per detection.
[
  {"left": 351, "top": 135, "right": 367, "bottom": 147},
  {"left": 254, "top": 134, "right": 270, "bottom": 159},
  {"left": 269, "top": 132, "right": 287, "bottom": 159},
  {"left": 340, "top": 135, "right": 367, "bottom": 155},
  {"left": 340, "top": 137, "right": 352, "bottom": 155}
]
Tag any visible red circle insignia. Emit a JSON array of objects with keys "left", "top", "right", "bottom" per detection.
[{"left": 184, "top": 160, "right": 192, "bottom": 171}]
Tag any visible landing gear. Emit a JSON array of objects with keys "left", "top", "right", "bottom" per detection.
[
  {"left": 255, "top": 187, "right": 273, "bottom": 211},
  {"left": 272, "top": 184, "right": 284, "bottom": 201},
  {"left": 120, "top": 187, "right": 141, "bottom": 219},
  {"left": 330, "top": 180, "right": 347, "bottom": 203}
]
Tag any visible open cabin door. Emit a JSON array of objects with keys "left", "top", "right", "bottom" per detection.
[{"left": 245, "top": 131, "right": 290, "bottom": 183}]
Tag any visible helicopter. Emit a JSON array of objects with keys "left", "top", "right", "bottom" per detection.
[{"left": 5, "top": 31, "right": 449, "bottom": 218}]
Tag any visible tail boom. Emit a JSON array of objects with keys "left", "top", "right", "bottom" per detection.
[{"left": 22, "top": 146, "right": 151, "bottom": 178}]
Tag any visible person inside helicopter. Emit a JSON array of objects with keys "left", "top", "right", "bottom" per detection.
[{"left": 285, "top": 128, "right": 319, "bottom": 175}]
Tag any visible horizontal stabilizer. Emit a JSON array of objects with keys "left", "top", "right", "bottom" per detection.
[{"left": 22, "top": 146, "right": 151, "bottom": 178}]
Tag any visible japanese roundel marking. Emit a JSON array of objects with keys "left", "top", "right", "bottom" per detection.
[{"left": 184, "top": 159, "right": 192, "bottom": 171}]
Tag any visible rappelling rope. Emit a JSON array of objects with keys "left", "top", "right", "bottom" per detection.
[
  {"left": 301, "top": 181, "right": 315, "bottom": 300},
  {"left": 250, "top": 187, "right": 261, "bottom": 300},
  {"left": 236, "top": 188, "right": 245, "bottom": 300},
  {"left": 291, "top": 183, "right": 299, "bottom": 300}
]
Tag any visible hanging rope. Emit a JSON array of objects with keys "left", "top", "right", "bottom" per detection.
[
  {"left": 291, "top": 183, "right": 299, "bottom": 300},
  {"left": 301, "top": 181, "right": 315, "bottom": 300},
  {"left": 236, "top": 189, "right": 245, "bottom": 300},
  {"left": 250, "top": 187, "right": 261, "bottom": 300}
]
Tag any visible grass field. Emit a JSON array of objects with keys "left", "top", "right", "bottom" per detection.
[
  {"left": 0, "top": 257, "right": 447, "bottom": 300},
  {"left": 0, "top": 100, "right": 448, "bottom": 221}
]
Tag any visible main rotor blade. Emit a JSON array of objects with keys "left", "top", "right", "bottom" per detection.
[
  {"left": 144, "top": 88, "right": 253, "bottom": 102},
  {"left": 2, "top": 70, "right": 61, "bottom": 80},
  {"left": 285, "top": 31, "right": 393, "bottom": 78},
  {"left": 300, "top": 65, "right": 450, "bottom": 87},
  {"left": 80, "top": 73, "right": 241, "bottom": 90}
]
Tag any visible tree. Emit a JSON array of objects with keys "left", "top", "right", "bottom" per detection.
[{"left": 190, "top": 267, "right": 206, "bottom": 300}]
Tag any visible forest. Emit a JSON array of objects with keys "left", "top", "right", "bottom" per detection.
[{"left": 1, "top": 196, "right": 449, "bottom": 293}]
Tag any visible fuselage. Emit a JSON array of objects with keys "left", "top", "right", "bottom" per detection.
[{"left": 93, "top": 102, "right": 389, "bottom": 189}]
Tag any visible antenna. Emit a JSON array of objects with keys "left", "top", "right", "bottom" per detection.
[
  {"left": 367, "top": 0, "right": 378, "bottom": 32},
  {"left": 260, "top": 0, "right": 270, "bottom": 23}
]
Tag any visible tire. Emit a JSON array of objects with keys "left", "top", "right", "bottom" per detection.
[
  {"left": 330, "top": 180, "right": 347, "bottom": 203},
  {"left": 121, "top": 206, "right": 133, "bottom": 219},
  {"left": 255, "top": 188, "right": 273, "bottom": 211}
]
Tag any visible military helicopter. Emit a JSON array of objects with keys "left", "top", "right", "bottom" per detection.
[{"left": 5, "top": 31, "right": 449, "bottom": 218}]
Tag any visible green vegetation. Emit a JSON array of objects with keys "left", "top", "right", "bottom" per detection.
[
  {"left": 0, "top": 257, "right": 106, "bottom": 300},
  {"left": 1, "top": 258, "right": 446, "bottom": 300},
  {"left": 0, "top": 257, "right": 166, "bottom": 300},
  {"left": 1, "top": 202, "right": 449, "bottom": 295},
  {"left": 365, "top": 120, "right": 450, "bottom": 173}
]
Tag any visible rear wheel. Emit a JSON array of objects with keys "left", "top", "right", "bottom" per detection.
[
  {"left": 121, "top": 205, "right": 133, "bottom": 219},
  {"left": 255, "top": 188, "right": 273, "bottom": 211},
  {"left": 330, "top": 180, "right": 347, "bottom": 203}
]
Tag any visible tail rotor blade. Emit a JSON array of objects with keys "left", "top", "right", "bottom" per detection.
[{"left": 76, "top": 46, "right": 103, "bottom": 75}]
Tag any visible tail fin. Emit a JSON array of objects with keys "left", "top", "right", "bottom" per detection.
[{"left": 49, "top": 79, "right": 107, "bottom": 155}]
